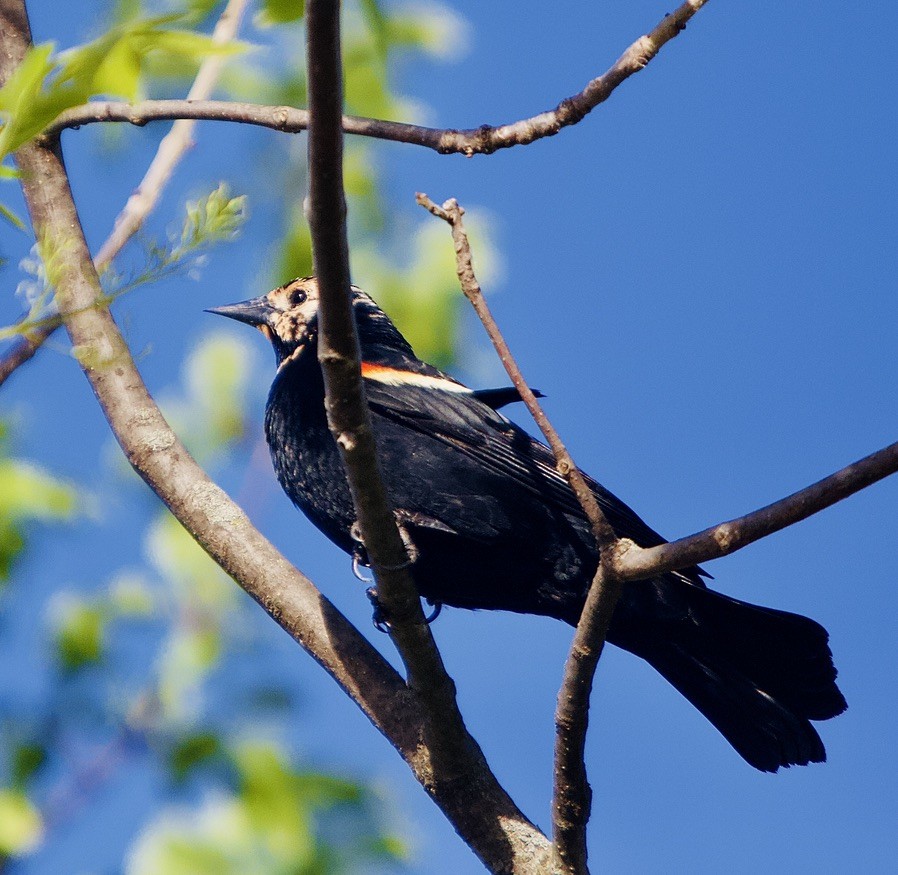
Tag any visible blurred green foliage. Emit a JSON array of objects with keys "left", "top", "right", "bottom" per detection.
[
  {"left": 0, "top": 788, "right": 43, "bottom": 858},
  {"left": 0, "top": 422, "right": 77, "bottom": 583},
  {"left": 2, "top": 328, "right": 406, "bottom": 871},
  {"left": 52, "top": 595, "right": 108, "bottom": 670},
  {"left": 129, "top": 741, "right": 405, "bottom": 875},
  {"left": 258, "top": 0, "right": 483, "bottom": 365}
]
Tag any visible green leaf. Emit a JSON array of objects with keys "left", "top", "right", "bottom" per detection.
[
  {"left": 97, "top": 184, "right": 247, "bottom": 313},
  {"left": 180, "top": 333, "right": 252, "bottom": 452},
  {"left": 157, "top": 626, "right": 223, "bottom": 723},
  {"left": 0, "top": 459, "right": 77, "bottom": 521},
  {"left": 0, "top": 520, "right": 25, "bottom": 583},
  {"left": 0, "top": 458, "right": 77, "bottom": 582},
  {"left": 178, "top": 184, "right": 246, "bottom": 252},
  {"left": 11, "top": 744, "right": 47, "bottom": 789},
  {"left": 108, "top": 573, "right": 156, "bottom": 617},
  {"left": 368, "top": 833, "right": 409, "bottom": 861},
  {"left": 0, "top": 789, "right": 43, "bottom": 857},
  {"left": 168, "top": 732, "right": 225, "bottom": 781},
  {"left": 129, "top": 741, "right": 401, "bottom": 874},
  {"left": 0, "top": 43, "right": 57, "bottom": 160},
  {"left": 360, "top": 0, "right": 389, "bottom": 63},
  {"left": 387, "top": 6, "right": 470, "bottom": 59},
  {"left": 53, "top": 597, "right": 107, "bottom": 670},
  {"left": 0, "top": 18, "right": 247, "bottom": 162},
  {"left": 232, "top": 742, "right": 316, "bottom": 865},
  {"left": 255, "top": 0, "right": 305, "bottom": 27}
]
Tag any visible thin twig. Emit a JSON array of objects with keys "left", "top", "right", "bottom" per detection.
[
  {"left": 0, "top": 5, "right": 550, "bottom": 870},
  {"left": 46, "top": 0, "right": 709, "bottom": 155},
  {"left": 0, "top": 324, "right": 53, "bottom": 385},
  {"left": 0, "top": 0, "right": 248, "bottom": 388},
  {"left": 415, "top": 194, "right": 617, "bottom": 550},
  {"left": 416, "top": 193, "right": 625, "bottom": 874},
  {"left": 552, "top": 565, "right": 623, "bottom": 875}
]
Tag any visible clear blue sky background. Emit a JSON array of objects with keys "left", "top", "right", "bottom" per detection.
[{"left": 2, "top": 1, "right": 897, "bottom": 872}]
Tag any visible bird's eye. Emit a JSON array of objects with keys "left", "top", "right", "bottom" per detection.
[{"left": 290, "top": 288, "right": 307, "bottom": 307}]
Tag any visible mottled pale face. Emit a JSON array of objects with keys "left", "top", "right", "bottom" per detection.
[{"left": 260, "top": 276, "right": 321, "bottom": 348}]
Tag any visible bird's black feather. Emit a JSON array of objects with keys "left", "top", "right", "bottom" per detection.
[{"left": 471, "top": 386, "right": 544, "bottom": 410}]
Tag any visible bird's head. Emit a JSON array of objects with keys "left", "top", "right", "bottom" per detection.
[
  {"left": 206, "top": 276, "right": 321, "bottom": 366},
  {"left": 207, "top": 276, "right": 418, "bottom": 369}
]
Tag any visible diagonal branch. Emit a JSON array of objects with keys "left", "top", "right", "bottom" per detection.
[
  {"left": 415, "top": 195, "right": 616, "bottom": 549},
  {"left": 616, "top": 438, "right": 898, "bottom": 580},
  {"left": 0, "top": 4, "right": 549, "bottom": 872},
  {"left": 0, "top": 325, "right": 51, "bottom": 385},
  {"left": 46, "top": 0, "right": 710, "bottom": 155},
  {"left": 0, "top": 0, "right": 248, "bottom": 389},
  {"left": 416, "top": 193, "right": 625, "bottom": 875}
]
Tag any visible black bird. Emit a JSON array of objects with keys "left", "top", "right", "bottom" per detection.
[{"left": 210, "top": 276, "right": 846, "bottom": 772}]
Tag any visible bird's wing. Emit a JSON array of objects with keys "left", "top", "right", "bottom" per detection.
[{"left": 363, "top": 377, "right": 694, "bottom": 560}]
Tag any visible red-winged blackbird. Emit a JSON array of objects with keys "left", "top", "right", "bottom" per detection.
[{"left": 210, "top": 276, "right": 846, "bottom": 772}]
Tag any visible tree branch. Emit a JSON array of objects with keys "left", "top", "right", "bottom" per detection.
[
  {"left": 46, "top": 0, "right": 710, "bottom": 155},
  {"left": 0, "top": 0, "right": 248, "bottom": 388},
  {"left": 615, "top": 438, "right": 898, "bottom": 581},
  {"left": 0, "top": 4, "right": 549, "bottom": 871},
  {"left": 5, "top": 0, "right": 711, "bottom": 388},
  {"left": 552, "top": 565, "right": 622, "bottom": 875},
  {"left": 304, "top": 12, "right": 550, "bottom": 873},
  {"left": 0, "top": 324, "right": 53, "bottom": 386},
  {"left": 416, "top": 193, "right": 625, "bottom": 875}
]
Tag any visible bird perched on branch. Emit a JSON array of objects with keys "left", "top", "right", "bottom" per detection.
[{"left": 209, "top": 276, "right": 846, "bottom": 772}]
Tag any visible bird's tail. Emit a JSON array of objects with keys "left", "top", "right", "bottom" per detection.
[{"left": 603, "top": 581, "right": 847, "bottom": 772}]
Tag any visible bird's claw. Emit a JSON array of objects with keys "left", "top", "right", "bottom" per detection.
[
  {"left": 350, "top": 517, "right": 420, "bottom": 580},
  {"left": 366, "top": 586, "right": 391, "bottom": 633},
  {"left": 352, "top": 550, "right": 372, "bottom": 582},
  {"left": 350, "top": 522, "right": 372, "bottom": 581},
  {"left": 367, "top": 588, "right": 442, "bottom": 632}
]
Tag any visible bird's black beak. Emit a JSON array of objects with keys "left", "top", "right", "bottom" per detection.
[{"left": 205, "top": 296, "right": 273, "bottom": 328}]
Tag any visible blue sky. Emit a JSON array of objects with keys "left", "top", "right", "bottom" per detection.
[{"left": 2, "top": 1, "right": 897, "bottom": 872}]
